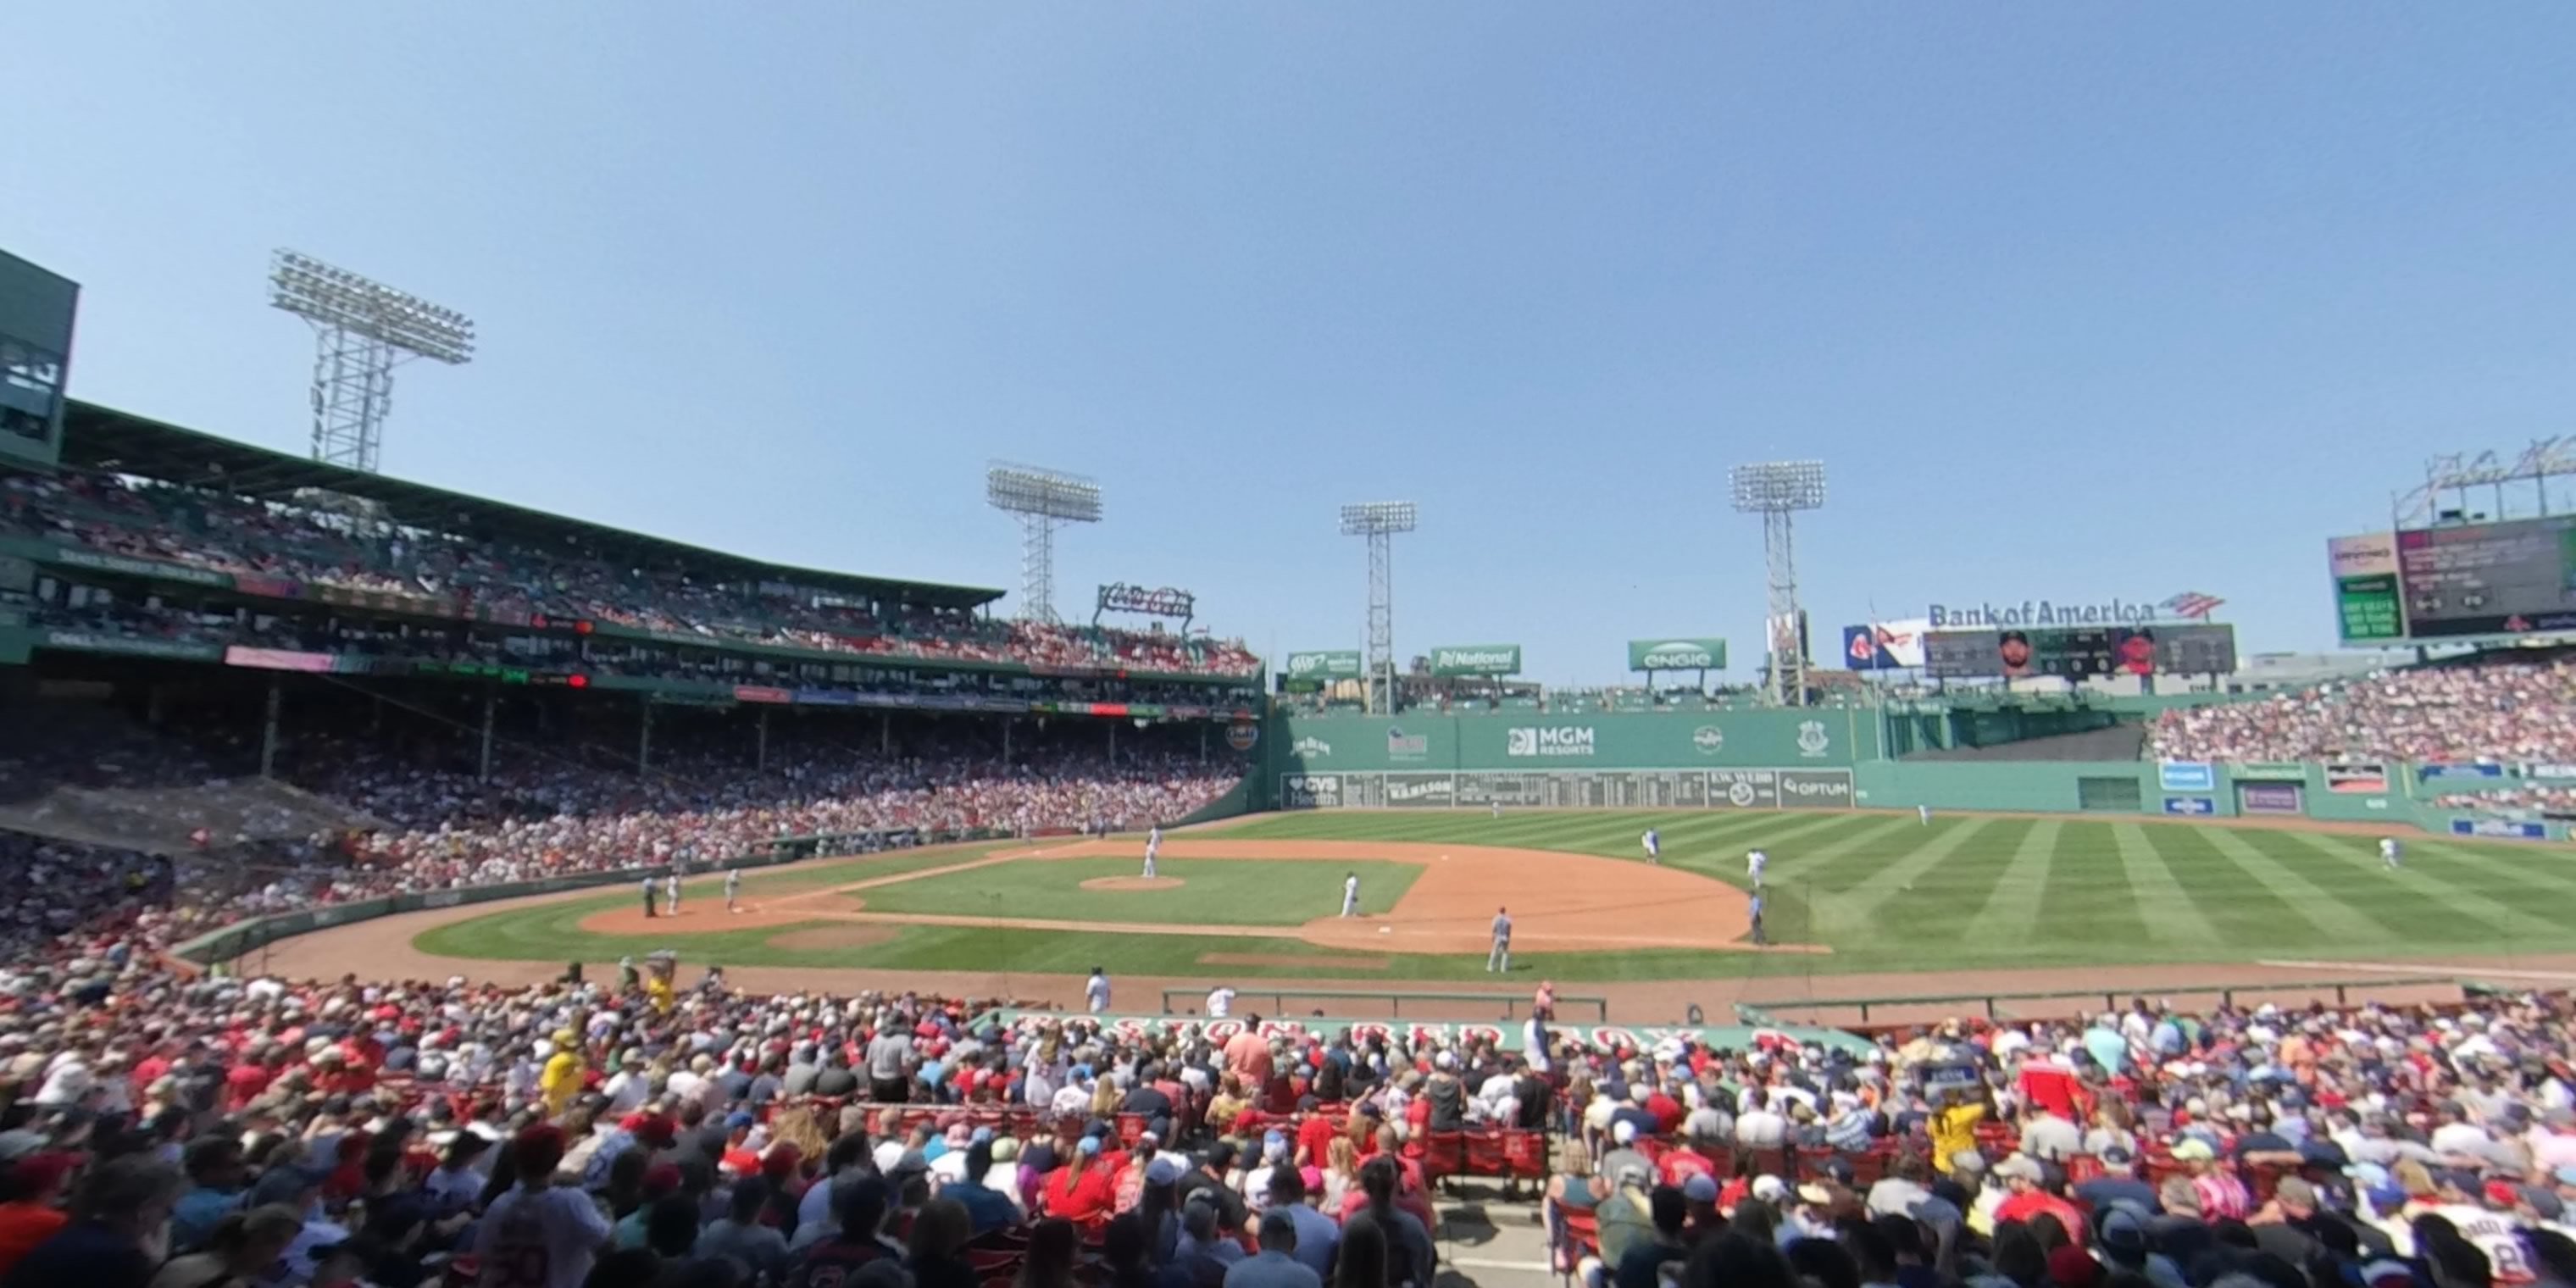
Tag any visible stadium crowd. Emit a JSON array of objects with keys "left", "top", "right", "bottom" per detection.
[
  {"left": 1, "top": 698, "right": 1245, "bottom": 956},
  {"left": 0, "top": 473, "right": 1258, "bottom": 678},
  {"left": 2151, "top": 656, "right": 2576, "bottom": 767},
  {"left": 0, "top": 864, "right": 2568, "bottom": 1288}
]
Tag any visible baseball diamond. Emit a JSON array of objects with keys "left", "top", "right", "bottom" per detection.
[{"left": 252, "top": 806, "right": 2576, "bottom": 1000}]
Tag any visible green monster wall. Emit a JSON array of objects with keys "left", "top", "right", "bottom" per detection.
[
  {"left": 1256, "top": 708, "right": 2531, "bottom": 837},
  {"left": 1268, "top": 708, "right": 1879, "bottom": 774}
]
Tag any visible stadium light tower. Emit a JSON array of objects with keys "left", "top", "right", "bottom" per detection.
[
  {"left": 1338, "top": 502, "right": 1417, "bottom": 715},
  {"left": 268, "top": 250, "right": 475, "bottom": 474},
  {"left": 1731, "top": 460, "right": 1827, "bottom": 707},
  {"left": 986, "top": 462, "right": 1103, "bottom": 624}
]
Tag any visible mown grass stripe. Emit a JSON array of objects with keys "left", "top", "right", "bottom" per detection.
[
  {"left": 2109, "top": 824, "right": 2224, "bottom": 945},
  {"left": 1813, "top": 818, "right": 2000, "bottom": 933},
  {"left": 2196, "top": 828, "right": 2390, "bottom": 941},
  {"left": 2408, "top": 839, "right": 2576, "bottom": 899},
  {"left": 2279, "top": 831, "right": 2566, "bottom": 942},
  {"left": 1961, "top": 820, "right": 2062, "bottom": 945}
]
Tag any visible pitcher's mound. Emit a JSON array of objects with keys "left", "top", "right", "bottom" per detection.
[
  {"left": 766, "top": 925, "right": 902, "bottom": 952},
  {"left": 1080, "top": 876, "right": 1184, "bottom": 891}
]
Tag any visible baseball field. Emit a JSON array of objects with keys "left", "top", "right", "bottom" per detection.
[{"left": 335, "top": 808, "right": 2576, "bottom": 993}]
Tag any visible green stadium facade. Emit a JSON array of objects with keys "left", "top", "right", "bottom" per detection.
[{"left": 1257, "top": 704, "right": 2553, "bottom": 841}]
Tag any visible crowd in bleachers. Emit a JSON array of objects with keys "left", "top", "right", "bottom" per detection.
[
  {"left": 2151, "top": 654, "right": 2576, "bottom": 766},
  {"left": 0, "top": 696, "right": 1245, "bottom": 952},
  {"left": 2430, "top": 786, "right": 2576, "bottom": 816},
  {"left": 0, "top": 473, "right": 1257, "bottom": 677},
  {"left": 0, "top": 874, "right": 2569, "bottom": 1288}
]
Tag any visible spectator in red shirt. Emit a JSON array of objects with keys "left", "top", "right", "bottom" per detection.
[
  {"left": 1294, "top": 1113, "right": 1338, "bottom": 1169},
  {"left": 1041, "top": 1136, "right": 1116, "bottom": 1234},
  {"left": 223, "top": 1048, "right": 277, "bottom": 1112},
  {"left": 1656, "top": 1127, "right": 1720, "bottom": 1190},
  {"left": 1991, "top": 1154, "right": 2086, "bottom": 1246},
  {"left": 1643, "top": 1083, "right": 1685, "bottom": 1135}
]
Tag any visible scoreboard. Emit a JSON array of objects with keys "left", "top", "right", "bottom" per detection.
[
  {"left": 2329, "top": 519, "right": 2576, "bottom": 642},
  {"left": 2396, "top": 517, "right": 2576, "bottom": 638},
  {"left": 1923, "top": 624, "right": 2237, "bottom": 679}
]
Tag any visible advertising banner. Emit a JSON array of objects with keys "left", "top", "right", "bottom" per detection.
[
  {"left": 1628, "top": 638, "right": 1728, "bottom": 671},
  {"left": 2240, "top": 782, "right": 2305, "bottom": 815},
  {"left": 1277, "top": 766, "right": 1856, "bottom": 812},
  {"left": 990, "top": 1012, "right": 1868, "bottom": 1058},
  {"left": 42, "top": 631, "right": 223, "bottom": 662},
  {"left": 221, "top": 647, "right": 339, "bottom": 673},
  {"left": 46, "top": 544, "right": 233, "bottom": 586},
  {"left": 2524, "top": 763, "right": 2576, "bottom": 781},
  {"left": 2451, "top": 818, "right": 2547, "bottom": 840},
  {"left": 1283, "top": 651, "right": 1363, "bottom": 680},
  {"left": 2325, "top": 762, "right": 2390, "bottom": 794},
  {"left": 2328, "top": 533, "right": 2405, "bottom": 642},
  {"left": 2163, "top": 797, "right": 2216, "bottom": 816},
  {"left": 1428, "top": 645, "right": 1522, "bottom": 677},
  {"left": 2230, "top": 763, "right": 2309, "bottom": 780},
  {"left": 1842, "top": 626, "right": 1896, "bottom": 672},
  {"left": 1841, "top": 620, "right": 1929, "bottom": 671},
  {"left": 2417, "top": 763, "right": 2505, "bottom": 780},
  {"left": 2157, "top": 762, "right": 2216, "bottom": 792}
]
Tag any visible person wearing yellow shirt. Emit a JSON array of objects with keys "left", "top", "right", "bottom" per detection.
[
  {"left": 1929, "top": 1086, "right": 1990, "bottom": 1177},
  {"left": 541, "top": 1030, "right": 586, "bottom": 1117}
]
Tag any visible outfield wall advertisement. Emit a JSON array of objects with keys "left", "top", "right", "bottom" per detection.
[
  {"left": 1280, "top": 767, "right": 1857, "bottom": 811},
  {"left": 1274, "top": 710, "right": 1879, "bottom": 775}
]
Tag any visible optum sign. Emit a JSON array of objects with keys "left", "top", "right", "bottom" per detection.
[{"left": 1628, "top": 638, "right": 1728, "bottom": 671}]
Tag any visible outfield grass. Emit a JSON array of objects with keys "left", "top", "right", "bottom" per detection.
[
  {"left": 852, "top": 858, "right": 1418, "bottom": 925},
  {"left": 413, "top": 811, "right": 2576, "bottom": 981}
]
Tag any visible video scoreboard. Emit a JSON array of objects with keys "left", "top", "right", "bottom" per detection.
[
  {"left": 2331, "top": 518, "right": 2576, "bottom": 642},
  {"left": 1922, "top": 623, "right": 2238, "bottom": 680}
]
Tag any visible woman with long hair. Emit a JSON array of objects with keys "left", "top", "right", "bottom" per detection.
[
  {"left": 1322, "top": 1137, "right": 1363, "bottom": 1213},
  {"left": 1334, "top": 1214, "right": 1392, "bottom": 1288},
  {"left": 1040, "top": 1137, "right": 1115, "bottom": 1235},
  {"left": 2082, "top": 1102, "right": 2137, "bottom": 1159},
  {"left": 1357, "top": 1157, "right": 1434, "bottom": 1288},
  {"left": 1544, "top": 1138, "right": 1607, "bottom": 1274},
  {"left": 1015, "top": 1218, "right": 1080, "bottom": 1288},
  {"left": 905, "top": 1197, "right": 975, "bottom": 1288}
]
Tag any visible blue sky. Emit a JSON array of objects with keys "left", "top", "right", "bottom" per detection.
[{"left": 12, "top": 4, "right": 2575, "bottom": 686}]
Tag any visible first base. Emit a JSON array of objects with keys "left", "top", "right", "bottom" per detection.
[{"left": 1379, "top": 926, "right": 1391, "bottom": 934}]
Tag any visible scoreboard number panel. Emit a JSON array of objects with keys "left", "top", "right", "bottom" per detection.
[{"left": 1924, "top": 623, "right": 2236, "bottom": 679}]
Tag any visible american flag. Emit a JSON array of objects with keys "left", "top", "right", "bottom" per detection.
[{"left": 2162, "top": 591, "right": 2224, "bottom": 620}]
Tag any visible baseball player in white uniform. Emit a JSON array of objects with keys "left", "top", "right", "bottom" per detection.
[
  {"left": 1747, "top": 848, "right": 1768, "bottom": 889},
  {"left": 2379, "top": 836, "right": 2402, "bottom": 869},
  {"left": 1341, "top": 872, "right": 1360, "bottom": 918},
  {"left": 1491, "top": 801, "right": 1502, "bottom": 820},
  {"left": 724, "top": 868, "right": 742, "bottom": 913},
  {"left": 1143, "top": 825, "right": 1162, "bottom": 880},
  {"left": 1919, "top": 804, "right": 1933, "bottom": 825},
  {"left": 664, "top": 871, "right": 680, "bottom": 914},
  {"left": 1642, "top": 828, "right": 1661, "bottom": 863}
]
